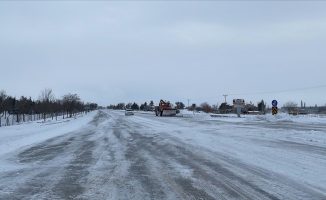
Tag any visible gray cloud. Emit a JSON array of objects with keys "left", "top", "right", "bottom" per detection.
[{"left": 1, "top": 1, "right": 326, "bottom": 107}]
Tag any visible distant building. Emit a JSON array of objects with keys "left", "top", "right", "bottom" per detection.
[
  {"left": 318, "top": 106, "right": 326, "bottom": 114},
  {"left": 219, "top": 103, "right": 233, "bottom": 113},
  {"left": 239, "top": 104, "right": 259, "bottom": 114},
  {"left": 243, "top": 104, "right": 258, "bottom": 112},
  {"left": 296, "top": 108, "right": 308, "bottom": 115}
]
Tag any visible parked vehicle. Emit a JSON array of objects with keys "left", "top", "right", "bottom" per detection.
[{"left": 125, "top": 109, "right": 134, "bottom": 116}]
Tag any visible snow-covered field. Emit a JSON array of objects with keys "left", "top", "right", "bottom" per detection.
[
  {"left": 0, "top": 112, "right": 96, "bottom": 159},
  {"left": 0, "top": 109, "right": 325, "bottom": 199},
  {"left": 139, "top": 109, "right": 326, "bottom": 123},
  {"left": 125, "top": 110, "right": 326, "bottom": 197}
]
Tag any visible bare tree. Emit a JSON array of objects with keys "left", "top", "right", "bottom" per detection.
[
  {"left": 0, "top": 90, "right": 7, "bottom": 127},
  {"left": 51, "top": 99, "right": 63, "bottom": 120},
  {"left": 38, "top": 88, "right": 56, "bottom": 121},
  {"left": 175, "top": 102, "right": 185, "bottom": 109},
  {"left": 0, "top": 89, "right": 97, "bottom": 127},
  {"left": 200, "top": 102, "right": 212, "bottom": 113},
  {"left": 85, "top": 102, "right": 98, "bottom": 111},
  {"left": 283, "top": 101, "right": 298, "bottom": 114},
  {"left": 62, "top": 93, "right": 81, "bottom": 117},
  {"left": 38, "top": 88, "right": 55, "bottom": 103},
  {"left": 211, "top": 103, "right": 219, "bottom": 112}
]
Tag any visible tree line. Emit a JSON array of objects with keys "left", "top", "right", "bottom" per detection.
[
  {"left": 105, "top": 101, "right": 221, "bottom": 113},
  {"left": 0, "top": 88, "right": 98, "bottom": 127}
]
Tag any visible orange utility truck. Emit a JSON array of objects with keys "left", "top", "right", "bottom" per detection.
[{"left": 154, "top": 99, "right": 179, "bottom": 116}]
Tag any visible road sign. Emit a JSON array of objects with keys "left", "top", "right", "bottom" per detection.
[
  {"left": 272, "top": 106, "right": 278, "bottom": 115},
  {"left": 233, "top": 99, "right": 245, "bottom": 104},
  {"left": 272, "top": 100, "right": 278, "bottom": 107},
  {"left": 233, "top": 99, "right": 245, "bottom": 117}
]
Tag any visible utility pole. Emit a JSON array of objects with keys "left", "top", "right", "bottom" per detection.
[
  {"left": 187, "top": 99, "right": 190, "bottom": 108},
  {"left": 216, "top": 102, "right": 219, "bottom": 113},
  {"left": 223, "top": 94, "right": 228, "bottom": 114}
]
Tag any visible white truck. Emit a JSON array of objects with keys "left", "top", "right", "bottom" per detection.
[{"left": 125, "top": 109, "right": 134, "bottom": 116}]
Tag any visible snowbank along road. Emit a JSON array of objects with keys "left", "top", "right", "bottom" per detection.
[{"left": 0, "top": 110, "right": 326, "bottom": 199}]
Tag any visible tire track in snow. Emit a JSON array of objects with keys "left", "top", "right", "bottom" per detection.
[
  {"left": 105, "top": 110, "right": 326, "bottom": 199},
  {"left": 0, "top": 111, "right": 103, "bottom": 199}
]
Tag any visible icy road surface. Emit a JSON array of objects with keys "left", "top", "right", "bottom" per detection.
[{"left": 0, "top": 110, "right": 326, "bottom": 199}]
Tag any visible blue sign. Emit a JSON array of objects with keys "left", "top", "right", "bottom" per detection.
[{"left": 272, "top": 100, "right": 278, "bottom": 107}]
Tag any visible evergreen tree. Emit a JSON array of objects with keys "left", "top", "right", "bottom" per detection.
[{"left": 131, "top": 102, "right": 139, "bottom": 110}]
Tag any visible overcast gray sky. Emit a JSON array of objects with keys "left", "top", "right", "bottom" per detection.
[{"left": 1, "top": 1, "right": 326, "bottom": 107}]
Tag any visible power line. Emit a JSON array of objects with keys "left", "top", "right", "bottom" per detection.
[
  {"left": 188, "top": 84, "right": 326, "bottom": 101},
  {"left": 229, "top": 84, "right": 326, "bottom": 96}
]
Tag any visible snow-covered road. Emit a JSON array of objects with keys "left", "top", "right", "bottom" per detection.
[{"left": 0, "top": 110, "right": 325, "bottom": 199}]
